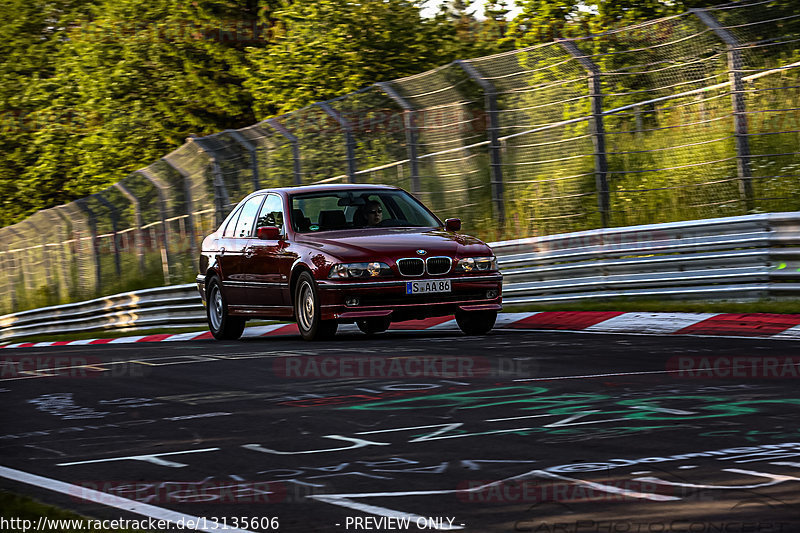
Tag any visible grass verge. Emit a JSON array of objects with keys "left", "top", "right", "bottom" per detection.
[{"left": 0, "top": 490, "right": 148, "bottom": 532}]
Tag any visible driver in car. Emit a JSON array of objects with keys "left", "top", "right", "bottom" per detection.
[{"left": 364, "top": 200, "right": 383, "bottom": 226}]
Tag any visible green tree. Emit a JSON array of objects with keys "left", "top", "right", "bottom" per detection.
[
  {"left": 508, "top": 0, "right": 723, "bottom": 46},
  {"left": 244, "top": 0, "right": 455, "bottom": 116}
]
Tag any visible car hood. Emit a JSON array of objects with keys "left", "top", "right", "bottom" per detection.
[{"left": 295, "top": 228, "right": 492, "bottom": 261}]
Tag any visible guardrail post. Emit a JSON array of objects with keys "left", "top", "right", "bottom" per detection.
[
  {"left": 558, "top": 39, "right": 611, "bottom": 228},
  {"left": 75, "top": 199, "right": 102, "bottom": 296},
  {"left": 135, "top": 169, "right": 172, "bottom": 284},
  {"left": 375, "top": 82, "right": 422, "bottom": 195},
  {"left": 266, "top": 118, "right": 302, "bottom": 185},
  {"left": 691, "top": 8, "right": 755, "bottom": 212},
  {"left": 115, "top": 182, "right": 146, "bottom": 274},
  {"left": 225, "top": 129, "right": 261, "bottom": 191},
  {"left": 455, "top": 60, "right": 506, "bottom": 226},
  {"left": 161, "top": 157, "right": 200, "bottom": 264},
  {"left": 317, "top": 102, "right": 358, "bottom": 183}
]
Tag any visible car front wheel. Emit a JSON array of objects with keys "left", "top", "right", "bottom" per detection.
[
  {"left": 207, "top": 276, "right": 246, "bottom": 340},
  {"left": 295, "top": 271, "right": 338, "bottom": 341},
  {"left": 455, "top": 309, "right": 497, "bottom": 336}
]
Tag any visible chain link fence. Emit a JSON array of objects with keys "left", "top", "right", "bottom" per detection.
[{"left": 1, "top": 0, "right": 798, "bottom": 315}]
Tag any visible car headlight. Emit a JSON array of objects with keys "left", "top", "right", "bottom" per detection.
[
  {"left": 329, "top": 262, "right": 392, "bottom": 279},
  {"left": 455, "top": 256, "right": 497, "bottom": 272}
]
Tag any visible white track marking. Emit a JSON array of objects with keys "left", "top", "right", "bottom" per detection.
[
  {"left": 310, "top": 465, "right": 675, "bottom": 526},
  {"left": 582, "top": 312, "right": 716, "bottom": 334}
]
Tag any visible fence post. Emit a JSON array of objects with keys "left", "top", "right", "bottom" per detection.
[
  {"left": 135, "top": 169, "right": 171, "bottom": 284},
  {"left": 691, "top": 8, "right": 755, "bottom": 212},
  {"left": 189, "top": 136, "right": 232, "bottom": 226},
  {"left": 558, "top": 39, "right": 611, "bottom": 228},
  {"left": 93, "top": 193, "right": 122, "bottom": 277},
  {"left": 161, "top": 156, "right": 200, "bottom": 265},
  {"left": 54, "top": 206, "right": 77, "bottom": 301},
  {"left": 115, "top": 182, "right": 146, "bottom": 275},
  {"left": 375, "top": 82, "right": 421, "bottom": 195},
  {"left": 454, "top": 60, "right": 506, "bottom": 226},
  {"left": 267, "top": 118, "right": 302, "bottom": 185},
  {"left": 226, "top": 129, "right": 260, "bottom": 191},
  {"left": 2, "top": 237, "right": 18, "bottom": 311},
  {"left": 317, "top": 102, "right": 357, "bottom": 183},
  {"left": 74, "top": 199, "right": 102, "bottom": 296}
]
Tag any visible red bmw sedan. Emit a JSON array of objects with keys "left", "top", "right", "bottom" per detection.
[{"left": 196, "top": 184, "right": 502, "bottom": 341}]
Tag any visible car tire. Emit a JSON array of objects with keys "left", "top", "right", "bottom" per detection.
[
  {"left": 356, "top": 316, "right": 391, "bottom": 335},
  {"left": 455, "top": 309, "right": 497, "bottom": 336},
  {"left": 295, "top": 271, "right": 338, "bottom": 341},
  {"left": 206, "top": 276, "right": 246, "bottom": 340}
]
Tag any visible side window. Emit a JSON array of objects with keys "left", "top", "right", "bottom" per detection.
[
  {"left": 222, "top": 206, "right": 243, "bottom": 238},
  {"left": 232, "top": 195, "right": 264, "bottom": 238},
  {"left": 255, "top": 195, "right": 284, "bottom": 232}
]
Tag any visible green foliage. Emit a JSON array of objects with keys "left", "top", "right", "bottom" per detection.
[
  {"left": 508, "top": 0, "right": 723, "bottom": 46},
  {"left": 244, "top": 0, "right": 457, "bottom": 117},
  {"left": 0, "top": 0, "right": 506, "bottom": 228}
]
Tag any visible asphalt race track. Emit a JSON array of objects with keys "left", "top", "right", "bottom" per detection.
[{"left": 2, "top": 329, "right": 800, "bottom": 532}]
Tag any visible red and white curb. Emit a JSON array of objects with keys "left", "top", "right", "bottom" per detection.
[{"left": 2, "top": 312, "right": 800, "bottom": 349}]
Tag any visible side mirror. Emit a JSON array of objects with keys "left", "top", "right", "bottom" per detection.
[
  {"left": 257, "top": 226, "right": 281, "bottom": 240},
  {"left": 445, "top": 218, "right": 461, "bottom": 232}
]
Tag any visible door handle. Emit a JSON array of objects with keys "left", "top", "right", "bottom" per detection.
[
  {"left": 244, "top": 246, "right": 255, "bottom": 258},
  {"left": 219, "top": 247, "right": 226, "bottom": 256}
]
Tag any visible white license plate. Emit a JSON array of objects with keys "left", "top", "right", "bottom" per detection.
[{"left": 406, "top": 279, "right": 451, "bottom": 295}]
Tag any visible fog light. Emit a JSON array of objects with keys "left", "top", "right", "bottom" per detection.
[
  {"left": 345, "top": 297, "right": 360, "bottom": 307},
  {"left": 486, "top": 289, "right": 498, "bottom": 299}
]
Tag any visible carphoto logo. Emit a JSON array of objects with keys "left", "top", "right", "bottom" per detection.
[{"left": 667, "top": 356, "right": 800, "bottom": 379}]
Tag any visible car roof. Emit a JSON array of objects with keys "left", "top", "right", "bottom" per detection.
[{"left": 258, "top": 183, "right": 403, "bottom": 196}]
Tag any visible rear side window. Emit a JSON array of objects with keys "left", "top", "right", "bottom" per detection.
[
  {"left": 222, "top": 206, "right": 243, "bottom": 238},
  {"left": 231, "top": 195, "right": 264, "bottom": 238}
]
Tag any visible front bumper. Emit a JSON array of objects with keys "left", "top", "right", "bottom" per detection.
[
  {"left": 196, "top": 274, "right": 207, "bottom": 306},
  {"left": 316, "top": 273, "right": 503, "bottom": 321}
]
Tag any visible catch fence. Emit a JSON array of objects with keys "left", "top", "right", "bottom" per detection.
[{"left": 1, "top": 0, "right": 798, "bottom": 315}]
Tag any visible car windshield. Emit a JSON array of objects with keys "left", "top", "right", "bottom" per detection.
[{"left": 290, "top": 189, "right": 440, "bottom": 233}]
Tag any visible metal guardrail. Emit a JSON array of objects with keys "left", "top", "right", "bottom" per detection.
[
  {"left": 1, "top": 212, "right": 798, "bottom": 343},
  {"left": 493, "top": 212, "right": 800, "bottom": 304}
]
